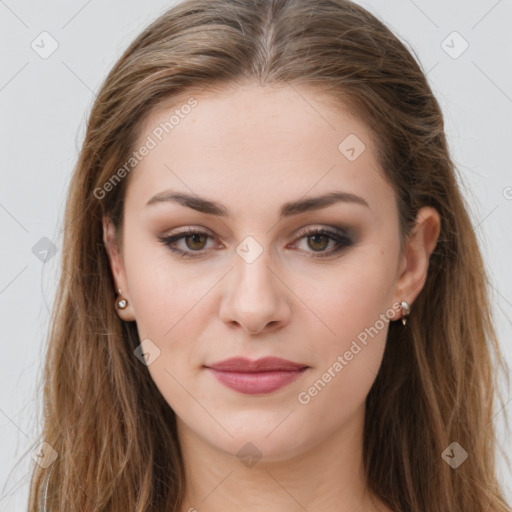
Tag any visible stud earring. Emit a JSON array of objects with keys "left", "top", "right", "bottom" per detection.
[
  {"left": 115, "top": 288, "right": 128, "bottom": 310},
  {"left": 401, "top": 301, "right": 410, "bottom": 326}
]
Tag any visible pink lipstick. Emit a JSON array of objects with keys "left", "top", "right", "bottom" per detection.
[{"left": 205, "top": 356, "right": 309, "bottom": 395}]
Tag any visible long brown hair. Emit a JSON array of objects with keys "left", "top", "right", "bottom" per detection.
[{"left": 24, "top": 0, "right": 511, "bottom": 510}]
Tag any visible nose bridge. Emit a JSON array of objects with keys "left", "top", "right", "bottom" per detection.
[
  {"left": 219, "top": 234, "right": 290, "bottom": 333},
  {"left": 232, "top": 236, "right": 278, "bottom": 301}
]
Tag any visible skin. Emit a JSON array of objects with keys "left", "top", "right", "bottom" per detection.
[{"left": 103, "top": 81, "right": 440, "bottom": 512}]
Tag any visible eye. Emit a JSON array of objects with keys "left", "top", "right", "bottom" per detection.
[
  {"left": 158, "top": 227, "right": 214, "bottom": 258},
  {"left": 158, "top": 226, "right": 353, "bottom": 259},
  {"left": 291, "top": 226, "right": 353, "bottom": 259}
]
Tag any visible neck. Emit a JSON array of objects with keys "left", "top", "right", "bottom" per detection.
[{"left": 176, "top": 403, "right": 389, "bottom": 512}]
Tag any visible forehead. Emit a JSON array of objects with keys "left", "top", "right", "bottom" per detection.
[{"left": 125, "top": 82, "right": 394, "bottom": 219}]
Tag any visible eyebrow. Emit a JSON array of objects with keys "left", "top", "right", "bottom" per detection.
[{"left": 145, "top": 190, "right": 369, "bottom": 219}]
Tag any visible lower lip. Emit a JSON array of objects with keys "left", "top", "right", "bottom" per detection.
[{"left": 206, "top": 367, "right": 308, "bottom": 395}]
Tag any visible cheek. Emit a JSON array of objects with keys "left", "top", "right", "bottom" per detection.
[
  {"left": 122, "top": 228, "right": 201, "bottom": 336},
  {"left": 297, "top": 245, "right": 397, "bottom": 342},
  {"left": 121, "top": 231, "right": 215, "bottom": 398},
  {"left": 295, "top": 263, "right": 393, "bottom": 425},
  {"left": 293, "top": 245, "right": 397, "bottom": 394}
]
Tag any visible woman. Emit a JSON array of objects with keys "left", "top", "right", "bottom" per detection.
[{"left": 27, "top": 0, "right": 511, "bottom": 510}]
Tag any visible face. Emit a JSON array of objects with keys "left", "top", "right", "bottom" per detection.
[{"left": 103, "top": 82, "right": 439, "bottom": 461}]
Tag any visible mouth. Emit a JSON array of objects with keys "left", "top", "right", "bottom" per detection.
[{"left": 204, "top": 357, "right": 310, "bottom": 395}]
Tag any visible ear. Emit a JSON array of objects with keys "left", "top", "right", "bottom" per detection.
[
  {"left": 102, "top": 215, "right": 136, "bottom": 321},
  {"left": 392, "top": 206, "right": 441, "bottom": 321}
]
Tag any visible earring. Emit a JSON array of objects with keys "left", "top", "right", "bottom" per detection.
[
  {"left": 401, "top": 301, "right": 410, "bottom": 326},
  {"left": 115, "top": 288, "right": 128, "bottom": 310}
]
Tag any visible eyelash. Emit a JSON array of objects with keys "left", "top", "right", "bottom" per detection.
[{"left": 158, "top": 226, "right": 353, "bottom": 260}]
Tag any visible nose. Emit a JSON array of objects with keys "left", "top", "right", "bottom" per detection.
[{"left": 218, "top": 248, "right": 291, "bottom": 335}]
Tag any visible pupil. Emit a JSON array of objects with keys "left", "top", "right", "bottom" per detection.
[
  {"left": 188, "top": 234, "right": 205, "bottom": 249},
  {"left": 309, "top": 234, "right": 327, "bottom": 251}
]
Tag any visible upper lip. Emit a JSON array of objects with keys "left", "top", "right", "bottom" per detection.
[{"left": 205, "top": 357, "right": 308, "bottom": 372}]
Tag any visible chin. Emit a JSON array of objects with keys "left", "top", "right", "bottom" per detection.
[{"left": 206, "top": 423, "right": 313, "bottom": 465}]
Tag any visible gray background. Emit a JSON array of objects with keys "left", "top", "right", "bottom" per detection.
[{"left": 1, "top": 0, "right": 511, "bottom": 509}]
